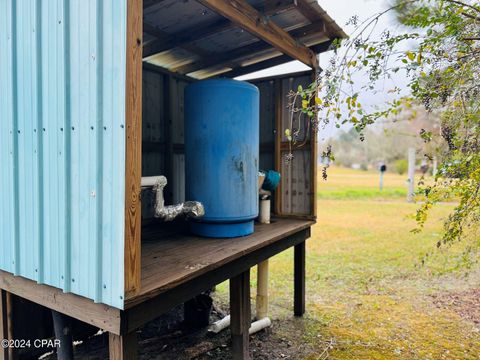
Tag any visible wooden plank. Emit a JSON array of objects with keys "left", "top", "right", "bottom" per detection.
[
  {"left": 274, "top": 79, "right": 283, "bottom": 215},
  {"left": 294, "top": 241, "right": 306, "bottom": 316},
  {"left": 109, "top": 332, "right": 138, "bottom": 360},
  {"left": 123, "top": 227, "right": 311, "bottom": 332},
  {"left": 230, "top": 270, "right": 251, "bottom": 360},
  {"left": 0, "top": 271, "right": 122, "bottom": 335},
  {"left": 0, "top": 290, "right": 8, "bottom": 360},
  {"left": 124, "top": 0, "right": 143, "bottom": 299},
  {"left": 281, "top": 150, "right": 312, "bottom": 215},
  {"left": 310, "top": 69, "right": 318, "bottom": 218},
  {"left": 133, "top": 219, "right": 312, "bottom": 304},
  {"left": 197, "top": 0, "right": 318, "bottom": 68},
  {"left": 174, "top": 21, "right": 326, "bottom": 75},
  {"left": 163, "top": 74, "right": 173, "bottom": 204},
  {"left": 278, "top": 73, "right": 314, "bottom": 216}
]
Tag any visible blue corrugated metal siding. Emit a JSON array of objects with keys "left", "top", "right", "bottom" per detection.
[{"left": 0, "top": 0, "right": 127, "bottom": 309}]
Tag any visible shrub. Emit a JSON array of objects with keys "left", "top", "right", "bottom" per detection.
[{"left": 395, "top": 159, "right": 408, "bottom": 175}]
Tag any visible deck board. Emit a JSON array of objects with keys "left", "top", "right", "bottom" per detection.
[{"left": 125, "top": 218, "right": 313, "bottom": 308}]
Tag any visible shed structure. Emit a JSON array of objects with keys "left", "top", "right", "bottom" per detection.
[{"left": 0, "top": 1, "right": 346, "bottom": 359}]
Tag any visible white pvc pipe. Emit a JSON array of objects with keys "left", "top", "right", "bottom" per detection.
[
  {"left": 249, "top": 317, "right": 272, "bottom": 335},
  {"left": 407, "top": 148, "right": 415, "bottom": 202},
  {"left": 208, "top": 315, "right": 272, "bottom": 335},
  {"left": 209, "top": 260, "right": 272, "bottom": 336},
  {"left": 208, "top": 315, "right": 231, "bottom": 334},
  {"left": 141, "top": 175, "right": 167, "bottom": 188},
  {"left": 256, "top": 260, "right": 269, "bottom": 319},
  {"left": 259, "top": 199, "right": 271, "bottom": 224}
]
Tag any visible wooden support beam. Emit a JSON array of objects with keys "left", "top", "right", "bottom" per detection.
[
  {"left": 217, "top": 39, "right": 334, "bottom": 79},
  {"left": 197, "top": 0, "right": 319, "bottom": 69},
  {"left": 230, "top": 270, "right": 251, "bottom": 360},
  {"left": 109, "top": 332, "right": 138, "bottom": 360},
  {"left": 174, "top": 21, "right": 326, "bottom": 75},
  {"left": 274, "top": 79, "right": 283, "bottom": 215},
  {"left": 1, "top": 290, "right": 8, "bottom": 360},
  {"left": 294, "top": 0, "right": 325, "bottom": 23},
  {"left": 310, "top": 69, "right": 318, "bottom": 218},
  {"left": 51, "top": 311, "right": 74, "bottom": 360},
  {"left": 0, "top": 271, "right": 122, "bottom": 335},
  {"left": 294, "top": 241, "right": 306, "bottom": 316},
  {"left": 124, "top": 0, "right": 143, "bottom": 299}
]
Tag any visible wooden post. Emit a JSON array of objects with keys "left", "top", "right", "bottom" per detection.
[
  {"left": 109, "top": 332, "right": 138, "bottom": 360},
  {"left": 407, "top": 148, "right": 415, "bottom": 203},
  {"left": 124, "top": 0, "right": 143, "bottom": 299},
  {"left": 1, "top": 290, "right": 8, "bottom": 360},
  {"left": 294, "top": 241, "right": 306, "bottom": 316},
  {"left": 274, "top": 79, "right": 283, "bottom": 215},
  {"left": 256, "top": 260, "right": 269, "bottom": 320},
  {"left": 230, "top": 270, "right": 251, "bottom": 360},
  {"left": 0, "top": 291, "right": 15, "bottom": 360},
  {"left": 51, "top": 311, "right": 74, "bottom": 360}
]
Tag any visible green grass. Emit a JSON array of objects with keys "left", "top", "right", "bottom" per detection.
[
  {"left": 213, "top": 167, "right": 480, "bottom": 359},
  {"left": 318, "top": 167, "right": 410, "bottom": 200},
  {"left": 318, "top": 187, "right": 407, "bottom": 200}
]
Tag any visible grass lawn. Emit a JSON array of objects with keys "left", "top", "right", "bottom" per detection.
[{"left": 214, "top": 167, "right": 480, "bottom": 359}]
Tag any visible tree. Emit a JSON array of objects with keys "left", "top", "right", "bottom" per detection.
[{"left": 287, "top": 0, "right": 480, "bottom": 252}]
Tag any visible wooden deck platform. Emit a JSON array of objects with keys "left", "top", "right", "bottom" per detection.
[
  {"left": 1, "top": 218, "right": 313, "bottom": 359},
  {"left": 128, "top": 217, "right": 313, "bottom": 307}
]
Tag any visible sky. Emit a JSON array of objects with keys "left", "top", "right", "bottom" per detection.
[{"left": 237, "top": 0, "right": 407, "bottom": 140}]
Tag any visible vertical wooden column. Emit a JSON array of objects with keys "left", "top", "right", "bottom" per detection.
[
  {"left": 273, "top": 79, "right": 283, "bottom": 215},
  {"left": 124, "top": 0, "right": 143, "bottom": 299},
  {"left": 0, "top": 290, "right": 8, "bottom": 360},
  {"left": 109, "top": 332, "right": 138, "bottom": 360},
  {"left": 294, "top": 241, "right": 306, "bottom": 316},
  {"left": 230, "top": 270, "right": 251, "bottom": 360},
  {"left": 310, "top": 68, "right": 319, "bottom": 218},
  {"left": 51, "top": 311, "right": 74, "bottom": 360}
]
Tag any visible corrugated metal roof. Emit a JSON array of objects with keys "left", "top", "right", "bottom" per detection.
[
  {"left": 0, "top": 0, "right": 127, "bottom": 309},
  {"left": 143, "top": 0, "right": 347, "bottom": 79}
]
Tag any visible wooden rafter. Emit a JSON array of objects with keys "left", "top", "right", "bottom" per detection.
[
  {"left": 143, "top": 19, "right": 231, "bottom": 58},
  {"left": 173, "top": 21, "right": 326, "bottom": 75},
  {"left": 294, "top": 0, "right": 325, "bottom": 23},
  {"left": 142, "top": 0, "right": 297, "bottom": 59},
  {"left": 143, "top": 0, "right": 167, "bottom": 9},
  {"left": 196, "top": 0, "right": 319, "bottom": 69},
  {"left": 143, "top": 22, "right": 214, "bottom": 59}
]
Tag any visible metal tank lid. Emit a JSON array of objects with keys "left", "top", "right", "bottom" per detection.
[{"left": 187, "top": 78, "right": 259, "bottom": 93}]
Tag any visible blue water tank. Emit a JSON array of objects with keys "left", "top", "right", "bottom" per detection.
[{"left": 185, "top": 79, "right": 260, "bottom": 238}]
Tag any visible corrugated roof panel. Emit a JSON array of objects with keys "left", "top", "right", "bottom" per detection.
[
  {"left": 146, "top": 48, "right": 200, "bottom": 70},
  {"left": 191, "top": 27, "right": 259, "bottom": 53},
  {"left": 0, "top": 0, "right": 127, "bottom": 310},
  {"left": 144, "top": 0, "right": 221, "bottom": 34}
]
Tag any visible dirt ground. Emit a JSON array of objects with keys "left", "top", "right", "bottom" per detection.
[
  {"left": 41, "top": 286, "right": 480, "bottom": 359},
  {"left": 42, "top": 301, "right": 325, "bottom": 360}
]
